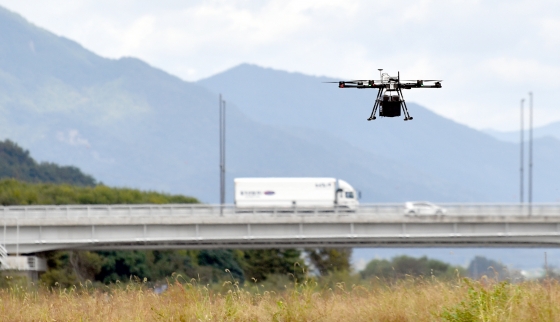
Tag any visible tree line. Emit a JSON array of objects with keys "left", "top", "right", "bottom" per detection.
[{"left": 0, "top": 179, "right": 198, "bottom": 206}]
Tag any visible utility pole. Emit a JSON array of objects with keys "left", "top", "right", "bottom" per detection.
[
  {"left": 528, "top": 92, "right": 533, "bottom": 216},
  {"left": 219, "top": 95, "right": 226, "bottom": 215},
  {"left": 520, "top": 98, "right": 524, "bottom": 205}
]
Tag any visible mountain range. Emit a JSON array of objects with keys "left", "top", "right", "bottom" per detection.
[
  {"left": 484, "top": 121, "right": 560, "bottom": 143},
  {"left": 198, "top": 65, "right": 560, "bottom": 202},
  {"left": 1, "top": 6, "right": 560, "bottom": 203}
]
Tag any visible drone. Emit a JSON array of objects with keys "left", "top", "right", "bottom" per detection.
[{"left": 327, "top": 69, "right": 442, "bottom": 121}]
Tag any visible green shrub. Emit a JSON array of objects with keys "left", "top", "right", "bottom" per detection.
[{"left": 441, "top": 279, "right": 511, "bottom": 322}]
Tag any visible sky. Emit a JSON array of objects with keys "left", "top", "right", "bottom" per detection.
[{"left": 0, "top": 0, "right": 559, "bottom": 131}]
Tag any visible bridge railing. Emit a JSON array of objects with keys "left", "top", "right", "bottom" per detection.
[
  {"left": 435, "top": 203, "right": 560, "bottom": 216},
  {"left": 0, "top": 203, "right": 559, "bottom": 219},
  {"left": 0, "top": 204, "right": 236, "bottom": 219}
]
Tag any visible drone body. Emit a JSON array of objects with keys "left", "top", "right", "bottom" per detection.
[{"left": 329, "top": 69, "right": 442, "bottom": 121}]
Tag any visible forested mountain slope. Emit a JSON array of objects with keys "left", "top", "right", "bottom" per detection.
[{"left": 0, "top": 140, "right": 95, "bottom": 186}]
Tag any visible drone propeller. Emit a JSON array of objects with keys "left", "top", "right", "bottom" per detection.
[
  {"left": 322, "top": 80, "right": 369, "bottom": 84},
  {"left": 400, "top": 80, "right": 443, "bottom": 82},
  {"left": 324, "top": 79, "right": 444, "bottom": 84}
]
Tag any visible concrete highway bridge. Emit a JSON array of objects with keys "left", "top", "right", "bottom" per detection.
[{"left": 2, "top": 203, "right": 560, "bottom": 256}]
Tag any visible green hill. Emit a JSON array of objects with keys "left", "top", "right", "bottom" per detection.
[
  {"left": 0, "top": 139, "right": 199, "bottom": 205},
  {"left": 0, "top": 179, "right": 198, "bottom": 206},
  {"left": 0, "top": 139, "right": 95, "bottom": 186}
]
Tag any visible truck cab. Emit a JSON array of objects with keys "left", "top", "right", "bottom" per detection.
[{"left": 336, "top": 179, "right": 359, "bottom": 209}]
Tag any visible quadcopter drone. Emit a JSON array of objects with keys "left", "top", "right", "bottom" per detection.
[{"left": 327, "top": 69, "right": 442, "bottom": 121}]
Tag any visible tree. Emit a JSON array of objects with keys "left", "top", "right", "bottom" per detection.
[
  {"left": 40, "top": 251, "right": 102, "bottom": 287},
  {"left": 306, "top": 248, "right": 352, "bottom": 275},
  {"left": 144, "top": 250, "right": 197, "bottom": 281},
  {"left": 197, "top": 250, "right": 245, "bottom": 283},
  {"left": 467, "top": 256, "right": 511, "bottom": 280},
  {"left": 360, "top": 258, "right": 393, "bottom": 279},
  {"left": 95, "top": 251, "right": 151, "bottom": 284},
  {"left": 240, "top": 249, "right": 306, "bottom": 282},
  {"left": 361, "top": 255, "right": 464, "bottom": 280}
]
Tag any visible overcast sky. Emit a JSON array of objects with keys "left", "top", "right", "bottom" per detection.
[{"left": 1, "top": 0, "right": 559, "bottom": 131}]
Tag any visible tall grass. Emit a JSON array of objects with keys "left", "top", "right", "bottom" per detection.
[{"left": 0, "top": 275, "right": 559, "bottom": 321}]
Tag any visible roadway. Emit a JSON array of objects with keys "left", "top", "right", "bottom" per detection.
[{"left": 2, "top": 203, "right": 560, "bottom": 254}]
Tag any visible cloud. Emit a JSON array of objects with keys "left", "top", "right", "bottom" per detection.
[
  {"left": 56, "top": 129, "right": 90, "bottom": 148},
  {"left": 0, "top": 0, "right": 560, "bottom": 130},
  {"left": 91, "top": 151, "right": 115, "bottom": 164},
  {"left": 55, "top": 129, "right": 115, "bottom": 163}
]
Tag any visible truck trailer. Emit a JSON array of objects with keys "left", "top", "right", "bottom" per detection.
[{"left": 234, "top": 177, "right": 359, "bottom": 209}]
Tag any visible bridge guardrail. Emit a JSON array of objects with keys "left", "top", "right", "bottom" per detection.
[{"left": 0, "top": 203, "right": 559, "bottom": 219}]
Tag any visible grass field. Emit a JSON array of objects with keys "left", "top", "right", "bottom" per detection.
[{"left": 0, "top": 275, "right": 559, "bottom": 321}]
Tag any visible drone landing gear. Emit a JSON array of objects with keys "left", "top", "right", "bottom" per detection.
[
  {"left": 367, "top": 88, "right": 383, "bottom": 121},
  {"left": 398, "top": 88, "right": 413, "bottom": 121}
]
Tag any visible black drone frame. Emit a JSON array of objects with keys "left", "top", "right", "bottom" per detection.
[{"left": 327, "top": 71, "right": 442, "bottom": 121}]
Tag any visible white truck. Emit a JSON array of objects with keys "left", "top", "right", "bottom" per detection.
[{"left": 234, "top": 177, "right": 359, "bottom": 210}]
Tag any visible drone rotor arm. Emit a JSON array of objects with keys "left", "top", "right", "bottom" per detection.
[
  {"left": 418, "top": 84, "right": 442, "bottom": 88},
  {"left": 327, "top": 79, "right": 383, "bottom": 89},
  {"left": 399, "top": 80, "right": 442, "bottom": 82},
  {"left": 323, "top": 80, "right": 370, "bottom": 84},
  {"left": 337, "top": 84, "right": 383, "bottom": 89},
  {"left": 398, "top": 79, "right": 443, "bottom": 89}
]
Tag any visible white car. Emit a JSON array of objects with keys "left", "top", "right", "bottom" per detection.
[{"left": 404, "top": 201, "right": 447, "bottom": 215}]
